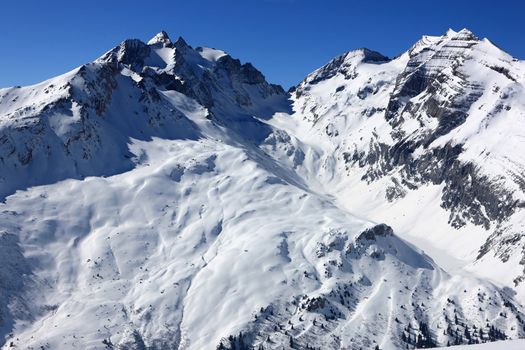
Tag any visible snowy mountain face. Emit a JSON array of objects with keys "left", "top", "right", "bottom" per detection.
[
  {"left": 0, "top": 29, "right": 524, "bottom": 350},
  {"left": 0, "top": 31, "right": 287, "bottom": 201},
  {"left": 285, "top": 28, "right": 525, "bottom": 296}
]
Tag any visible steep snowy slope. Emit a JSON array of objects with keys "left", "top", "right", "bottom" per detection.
[
  {"left": 273, "top": 28, "right": 525, "bottom": 299},
  {"left": 1, "top": 30, "right": 524, "bottom": 350}
]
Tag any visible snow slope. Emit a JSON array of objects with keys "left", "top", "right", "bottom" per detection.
[
  {"left": 440, "top": 339, "right": 525, "bottom": 349},
  {"left": 0, "top": 30, "right": 524, "bottom": 349},
  {"left": 2, "top": 122, "right": 523, "bottom": 349}
]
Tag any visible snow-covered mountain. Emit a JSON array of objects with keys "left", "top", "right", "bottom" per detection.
[
  {"left": 0, "top": 31, "right": 287, "bottom": 201},
  {"left": 281, "top": 28, "right": 525, "bottom": 300},
  {"left": 0, "top": 29, "right": 524, "bottom": 349}
]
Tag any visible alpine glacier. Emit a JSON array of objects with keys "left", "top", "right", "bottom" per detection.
[{"left": 0, "top": 29, "right": 524, "bottom": 349}]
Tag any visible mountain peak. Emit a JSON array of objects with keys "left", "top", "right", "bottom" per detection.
[
  {"left": 445, "top": 28, "right": 457, "bottom": 37},
  {"left": 174, "top": 36, "right": 189, "bottom": 49},
  {"left": 445, "top": 27, "right": 479, "bottom": 40},
  {"left": 147, "top": 30, "right": 172, "bottom": 46},
  {"left": 352, "top": 48, "right": 389, "bottom": 63}
]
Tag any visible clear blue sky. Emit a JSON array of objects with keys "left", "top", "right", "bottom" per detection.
[{"left": 1, "top": 0, "right": 524, "bottom": 89}]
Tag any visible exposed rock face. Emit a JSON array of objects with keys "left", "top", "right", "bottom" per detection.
[{"left": 357, "top": 223, "right": 394, "bottom": 240}]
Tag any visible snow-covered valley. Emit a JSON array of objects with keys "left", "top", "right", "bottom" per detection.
[{"left": 1, "top": 29, "right": 525, "bottom": 349}]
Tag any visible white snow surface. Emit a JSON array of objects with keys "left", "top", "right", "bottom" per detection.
[{"left": 440, "top": 338, "right": 525, "bottom": 349}]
